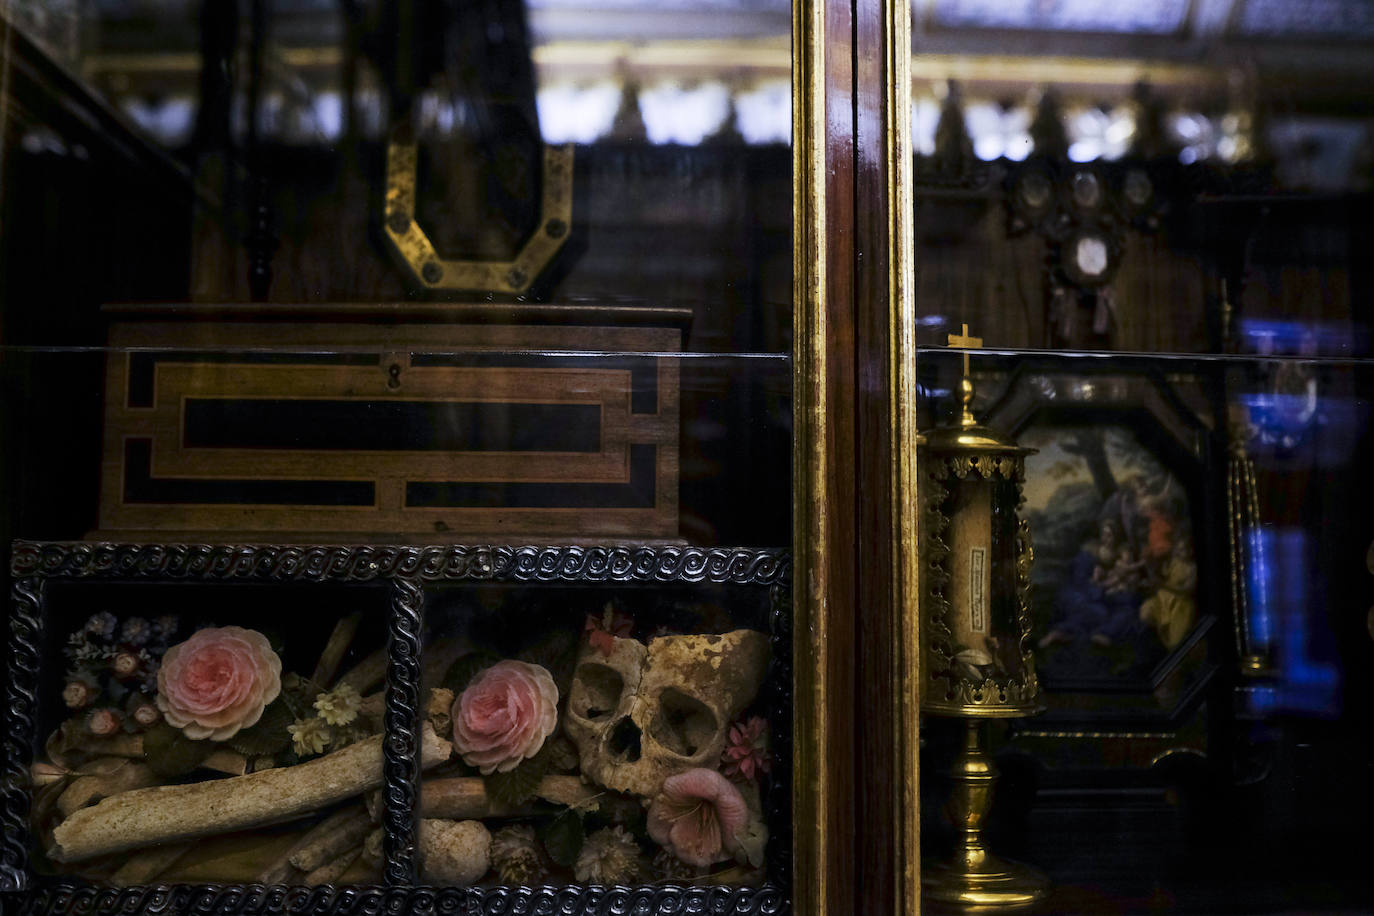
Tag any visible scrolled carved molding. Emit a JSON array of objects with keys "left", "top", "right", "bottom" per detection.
[
  {"left": 10, "top": 884, "right": 786, "bottom": 916},
  {"left": 11, "top": 543, "right": 790, "bottom": 587}
]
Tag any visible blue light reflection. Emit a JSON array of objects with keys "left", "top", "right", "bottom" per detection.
[
  {"left": 1244, "top": 528, "right": 1341, "bottom": 718},
  {"left": 1238, "top": 318, "right": 1357, "bottom": 357}
]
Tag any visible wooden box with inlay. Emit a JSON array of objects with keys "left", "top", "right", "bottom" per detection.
[{"left": 97, "top": 304, "right": 683, "bottom": 540}]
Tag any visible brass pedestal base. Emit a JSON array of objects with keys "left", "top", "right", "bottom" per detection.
[
  {"left": 923, "top": 852, "right": 1048, "bottom": 911},
  {"left": 923, "top": 720, "right": 1048, "bottom": 911}
]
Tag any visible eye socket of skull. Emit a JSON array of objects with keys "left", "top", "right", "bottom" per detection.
[
  {"left": 648, "top": 687, "right": 719, "bottom": 758},
  {"left": 572, "top": 663, "right": 625, "bottom": 720}
]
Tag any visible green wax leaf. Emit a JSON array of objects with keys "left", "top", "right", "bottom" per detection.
[
  {"left": 226, "top": 696, "right": 294, "bottom": 756},
  {"left": 484, "top": 742, "right": 553, "bottom": 807},
  {"left": 441, "top": 651, "right": 501, "bottom": 696},
  {"left": 538, "top": 810, "right": 584, "bottom": 868},
  {"left": 142, "top": 721, "right": 215, "bottom": 778}
]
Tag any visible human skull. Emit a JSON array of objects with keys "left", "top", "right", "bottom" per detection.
[{"left": 564, "top": 629, "right": 770, "bottom": 797}]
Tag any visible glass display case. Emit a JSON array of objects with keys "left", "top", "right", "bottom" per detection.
[
  {"left": 907, "top": 3, "right": 1374, "bottom": 912},
  {"left": 5, "top": 1, "right": 1372, "bottom": 915},
  {"left": 0, "top": 0, "right": 863, "bottom": 912}
]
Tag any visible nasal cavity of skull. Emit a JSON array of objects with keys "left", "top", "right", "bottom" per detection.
[
  {"left": 575, "top": 664, "right": 624, "bottom": 719},
  {"left": 609, "top": 716, "right": 642, "bottom": 762},
  {"left": 649, "top": 688, "right": 717, "bottom": 758}
]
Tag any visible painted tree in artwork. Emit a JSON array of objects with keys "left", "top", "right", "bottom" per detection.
[{"left": 1060, "top": 428, "right": 1116, "bottom": 501}]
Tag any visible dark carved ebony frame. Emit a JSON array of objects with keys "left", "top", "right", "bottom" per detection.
[
  {"left": 968, "top": 357, "right": 1230, "bottom": 786},
  {"left": 2, "top": 543, "right": 791, "bottom": 916}
]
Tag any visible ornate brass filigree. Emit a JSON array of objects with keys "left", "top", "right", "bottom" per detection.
[
  {"left": 919, "top": 337, "right": 1047, "bottom": 909},
  {"left": 921, "top": 452, "right": 1040, "bottom": 717}
]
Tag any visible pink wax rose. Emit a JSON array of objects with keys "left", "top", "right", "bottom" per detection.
[
  {"left": 647, "top": 768, "right": 749, "bottom": 867},
  {"left": 451, "top": 659, "right": 558, "bottom": 774},
  {"left": 156, "top": 626, "right": 282, "bottom": 741}
]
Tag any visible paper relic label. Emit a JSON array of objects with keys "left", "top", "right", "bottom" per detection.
[{"left": 968, "top": 546, "right": 988, "bottom": 634}]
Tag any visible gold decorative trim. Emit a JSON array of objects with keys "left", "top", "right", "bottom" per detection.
[
  {"left": 1226, "top": 416, "right": 1271, "bottom": 675},
  {"left": 1013, "top": 730, "right": 1180, "bottom": 740},
  {"left": 383, "top": 132, "right": 574, "bottom": 294},
  {"left": 791, "top": 0, "right": 831, "bottom": 913},
  {"left": 889, "top": 0, "right": 920, "bottom": 904}
]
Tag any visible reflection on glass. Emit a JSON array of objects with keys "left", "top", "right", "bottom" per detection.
[
  {"left": 930, "top": 0, "right": 1190, "bottom": 34},
  {"left": 1244, "top": 529, "right": 1341, "bottom": 717}
]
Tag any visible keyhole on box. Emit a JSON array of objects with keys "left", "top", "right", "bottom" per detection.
[{"left": 387, "top": 363, "right": 402, "bottom": 389}]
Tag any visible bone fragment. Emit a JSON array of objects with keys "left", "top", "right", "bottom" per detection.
[
  {"left": 358, "top": 693, "right": 384, "bottom": 722},
  {"left": 418, "top": 819, "right": 490, "bottom": 885},
  {"left": 159, "top": 831, "right": 299, "bottom": 883},
  {"left": 31, "top": 778, "right": 69, "bottom": 836},
  {"left": 51, "top": 724, "right": 451, "bottom": 862},
  {"left": 421, "top": 638, "right": 473, "bottom": 695},
  {"left": 290, "top": 808, "right": 373, "bottom": 872},
  {"left": 313, "top": 613, "right": 362, "bottom": 688},
  {"left": 419, "top": 775, "right": 598, "bottom": 819},
  {"left": 200, "top": 749, "right": 249, "bottom": 776},
  {"left": 108, "top": 841, "right": 195, "bottom": 886},
  {"left": 426, "top": 689, "right": 454, "bottom": 737},
  {"left": 57, "top": 759, "right": 158, "bottom": 818},
  {"left": 99, "top": 734, "right": 146, "bottom": 758},
  {"left": 341, "top": 851, "right": 381, "bottom": 884},
  {"left": 46, "top": 723, "right": 144, "bottom": 769},
  {"left": 256, "top": 806, "right": 361, "bottom": 884},
  {"left": 304, "top": 845, "right": 363, "bottom": 886},
  {"left": 335, "top": 649, "right": 387, "bottom": 694},
  {"left": 536, "top": 775, "right": 604, "bottom": 810},
  {"left": 420, "top": 777, "right": 505, "bottom": 819},
  {"left": 361, "top": 828, "right": 384, "bottom": 867},
  {"left": 31, "top": 762, "right": 68, "bottom": 788}
]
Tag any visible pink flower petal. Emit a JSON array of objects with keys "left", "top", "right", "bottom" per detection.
[
  {"left": 156, "top": 626, "right": 281, "bottom": 741},
  {"left": 450, "top": 660, "right": 559, "bottom": 774},
  {"left": 648, "top": 768, "right": 749, "bottom": 867}
]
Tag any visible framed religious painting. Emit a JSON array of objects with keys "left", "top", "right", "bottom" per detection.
[{"left": 974, "top": 361, "right": 1231, "bottom": 783}]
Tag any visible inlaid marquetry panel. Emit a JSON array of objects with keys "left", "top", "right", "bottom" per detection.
[{"left": 98, "top": 314, "right": 680, "bottom": 539}]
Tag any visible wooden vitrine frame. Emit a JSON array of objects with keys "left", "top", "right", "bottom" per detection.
[{"left": 793, "top": 0, "right": 918, "bottom": 915}]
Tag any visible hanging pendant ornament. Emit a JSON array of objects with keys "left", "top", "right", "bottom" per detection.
[
  {"left": 376, "top": 0, "right": 575, "bottom": 297},
  {"left": 383, "top": 130, "right": 574, "bottom": 295},
  {"left": 1093, "top": 285, "right": 1116, "bottom": 338},
  {"left": 919, "top": 324, "right": 1049, "bottom": 910}
]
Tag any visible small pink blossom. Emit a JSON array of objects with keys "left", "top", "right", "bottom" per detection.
[
  {"left": 156, "top": 626, "right": 282, "bottom": 741},
  {"left": 451, "top": 660, "right": 559, "bottom": 774},
  {"left": 131, "top": 702, "right": 160, "bottom": 727},
  {"left": 111, "top": 652, "right": 141, "bottom": 680},
  {"left": 722, "top": 716, "right": 770, "bottom": 781},
  {"left": 646, "top": 768, "right": 749, "bottom": 867},
  {"left": 87, "top": 707, "right": 122, "bottom": 737},
  {"left": 62, "top": 680, "right": 95, "bottom": 710},
  {"left": 584, "top": 605, "right": 634, "bottom": 658}
]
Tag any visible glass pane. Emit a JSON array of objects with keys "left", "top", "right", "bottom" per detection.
[
  {"left": 1, "top": 0, "right": 792, "bottom": 905},
  {"left": 25, "top": 576, "right": 392, "bottom": 885},
  {"left": 910, "top": 5, "right": 1374, "bottom": 357},
  {"left": 912, "top": 16, "right": 1372, "bottom": 906},
  {"left": 915, "top": 346, "right": 1374, "bottom": 913},
  {"left": 416, "top": 571, "right": 786, "bottom": 890}
]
